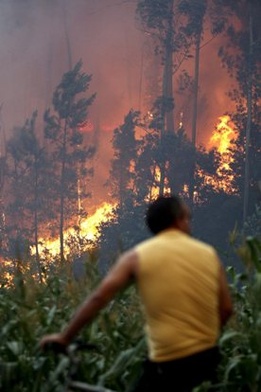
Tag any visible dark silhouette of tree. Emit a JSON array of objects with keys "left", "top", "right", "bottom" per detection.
[
  {"left": 136, "top": 0, "right": 193, "bottom": 194},
  {"left": 217, "top": 0, "right": 261, "bottom": 223},
  {"left": 107, "top": 110, "right": 140, "bottom": 210},
  {"left": 178, "top": 0, "right": 207, "bottom": 204},
  {"left": 0, "top": 104, "right": 7, "bottom": 254},
  {"left": 177, "top": 0, "right": 232, "bottom": 205},
  {"left": 6, "top": 111, "right": 52, "bottom": 281},
  {"left": 135, "top": 0, "right": 230, "bottom": 200},
  {"left": 44, "top": 60, "right": 96, "bottom": 262}
]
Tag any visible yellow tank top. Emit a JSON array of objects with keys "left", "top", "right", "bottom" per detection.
[{"left": 135, "top": 229, "right": 220, "bottom": 362}]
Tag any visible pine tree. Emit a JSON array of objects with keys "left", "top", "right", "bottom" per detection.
[
  {"left": 6, "top": 111, "right": 51, "bottom": 280},
  {"left": 44, "top": 61, "right": 96, "bottom": 262}
]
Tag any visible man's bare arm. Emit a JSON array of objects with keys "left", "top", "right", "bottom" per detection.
[{"left": 40, "top": 250, "right": 138, "bottom": 348}]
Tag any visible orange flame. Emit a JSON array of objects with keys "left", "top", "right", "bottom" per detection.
[
  {"left": 205, "top": 115, "right": 237, "bottom": 193},
  {"left": 209, "top": 115, "right": 236, "bottom": 154},
  {"left": 35, "top": 202, "right": 116, "bottom": 257}
]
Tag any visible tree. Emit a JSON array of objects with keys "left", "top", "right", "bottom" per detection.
[
  {"left": 107, "top": 109, "right": 140, "bottom": 210},
  {"left": 0, "top": 104, "right": 7, "bottom": 254},
  {"left": 44, "top": 60, "right": 96, "bottom": 262},
  {"left": 6, "top": 111, "right": 52, "bottom": 281},
  {"left": 217, "top": 0, "right": 261, "bottom": 223},
  {"left": 136, "top": 0, "right": 193, "bottom": 194}
]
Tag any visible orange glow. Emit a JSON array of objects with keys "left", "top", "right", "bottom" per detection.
[
  {"left": 209, "top": 115, "right": 236, "bottom": 153},
  {"left": 0, "top": 203, "right": 116, "bottom": 286},
  {"left": 0, "top": 258, "right": 14, "bottom": 286},
  {"left": 205, "top": 115, "right": 237, "bottom": 193},
  {"left": 80, "top": 202, "right": 116, "bottom": 240},
  {"left": 150, "top": 166, "right": 161, "bottom": 199},
  {"left": 78, "top": 119, "right": 94, "bottom": 132},
  {"left": 35, "top": 202, "right": 116, "bottom": 257},
  {"left": 145, "top": 165, "right": 171, "bottom": 201}
]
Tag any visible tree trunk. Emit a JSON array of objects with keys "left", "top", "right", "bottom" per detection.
[
  {"left": 60, "top": 123, "right": 68, "bottom": 263},
  {"left": 0, "top": 105, "right": 7, "bottom": 250},
  {"left": 163, "top": 39, "right": 174, "bottom": 134},
  {"left": 189, "top": 30, "right": 201, "bottom": 205},
  {"left": 34, "top": 163, "right": 42, "bottom": 282},
  {"left": 243, "top": 4, "right": 253, "bottom": 224},
  {"left": 159, "top": 0, "right": 174, "bottom": 195}
]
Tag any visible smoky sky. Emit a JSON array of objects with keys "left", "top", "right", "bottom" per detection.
[
  {"left": 0, "top": 0, "right": 143, "bottom": 130},
  {"left": 0, "top": 0, "right": 236, "bottom": 206}
]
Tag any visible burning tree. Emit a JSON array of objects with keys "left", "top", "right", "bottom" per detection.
[
  {"left": 135, "top": 0, "right": 230, "bottom": 202},
  {"left": 136, "top": 0, "right": 190, "bottom": 194},
  {"left": 44, "top": 60, "right": 96, "bottom": 262},
  {"left": 218, "top": 0, "right": 261, "bottom": 224}
]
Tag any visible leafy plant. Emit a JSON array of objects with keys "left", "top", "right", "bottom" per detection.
[
  {"left": 216, "top": 236, "right": 261, "bottom": 391},
  {"left": 0, "top": 254, "right": 144, "bottom": 391}
]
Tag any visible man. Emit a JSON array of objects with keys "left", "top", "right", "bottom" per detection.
[{"left": 40, "top": 195, "right": 233, "bottom": 391}]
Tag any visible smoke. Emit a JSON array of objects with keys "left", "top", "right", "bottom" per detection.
[
  {"left": 0, "top": 0, "right": 143, "bottom": 128},
  {"left": 0, "top": 0, "right": 235, "bottom": 208},
  {"left": 0, "top": 0, "right": 144, "bottom": 206},
  {"left": 173, "top": 31, "right": 236, "bottom": 147}
]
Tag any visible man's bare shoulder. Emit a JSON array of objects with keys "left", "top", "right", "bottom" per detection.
[{"left": 117, "top": 248, "right": 139, "bottom": 277}]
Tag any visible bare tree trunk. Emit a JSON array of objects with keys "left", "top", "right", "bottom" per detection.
[
  {"left": 159, "top": 0, "right": 174, "bottom": 195},
  {"left": 243, "top": 4, "right": 253, "bottom": 224},
  {"left": 189, "top": 31, "right": 201, "bottom": 205},
  {"left": 0, "top": 104, "right": 7, "bottom": 251},
  {"left": 163, "top": 39, "right": 174, "bottom": 133},
  {"left": 33, "top": 160, "right": 43, "bottom": 282},
  {"left": 60, "top": 123, "right": 68, "bottom": 263},
  {"left": 34, "top": 204, "right": 42, "bottom": 282}
]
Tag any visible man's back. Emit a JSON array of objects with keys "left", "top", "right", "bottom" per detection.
[
  {"left": 135, "top": 229, "right": 220, "bottom": 362},
  {"left": 40, "top": 195, "right": 232, "bottom": 392}
]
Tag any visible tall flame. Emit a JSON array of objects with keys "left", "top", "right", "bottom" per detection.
[
  {"left": 209, "top": 115, "right": 236, "bottom": 154},
  {"left": 36, "top": 202, "right": 116, "bottom": 257},
  {"left": 2, "top": 114, "right": 238, "bottom": 284},
  {"left": 206, "top": 115, "right": 237, "bottom": 193}
]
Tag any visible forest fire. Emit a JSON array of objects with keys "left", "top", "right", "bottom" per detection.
[
  {"left": 209, "top": 115, "right": 236, "bottom": 157},
  {"left": 205, "top": 115, "right": 237, "bottom": 193},
  {"left": 36, "top": 202, "right": 116, "bottom": 257},
  {"left": 42, "top": 113, "right": 237, "bottom": 256}
]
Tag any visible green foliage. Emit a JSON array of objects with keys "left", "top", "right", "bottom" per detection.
[
  {"left": 217, "top": 0, "right": 261, "bottom": 220},
  {"left": 216, "top": 236, "right": 261, "bottom": 391},
  {"left": 44, "top": 60, "right": 96, "bottom": 261},
  {"left": 6, "top": 111, "right": 51, "bottom": 240},
  {"left": 1, "top": 236, "right": 261, "bottom": 391},
  {"left": 0, "top": 255, "right": 145, "bottom": 391},
  {"left": 108, "top": 110, "right": 140, "bottom": 206}
]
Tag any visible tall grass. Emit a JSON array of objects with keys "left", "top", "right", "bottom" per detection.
[
  {"left": 0, "top": 255, "right": 145, "bottom": 391},
  {"left": 0, "top": 237, "right": 261, "bottom": 391},
  {"left": 217, "top": 237, "right": 261, "bottom": 392}
]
